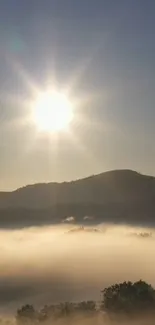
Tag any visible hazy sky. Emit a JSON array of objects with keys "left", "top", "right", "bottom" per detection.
[{"left": 0, "top": 0, "right": 155, "bottom": 190}]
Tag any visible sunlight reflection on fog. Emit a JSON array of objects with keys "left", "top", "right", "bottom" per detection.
[{"left": 0, "top": 223, "right": 155, "bottom": 314}]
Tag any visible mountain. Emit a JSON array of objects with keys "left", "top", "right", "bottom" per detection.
[{"left": 0, "top": 169, "right": 155, "bottom": 228}]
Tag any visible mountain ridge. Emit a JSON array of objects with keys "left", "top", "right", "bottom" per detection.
[
  {"left": 0, "top": 169, "right": 155, "bottom": 207},
  {"left": 0, "top": 169, "right": 155, "bottom": 228},
  {"left": 2, "top": 169, "right": 149, "bottom": 193}
]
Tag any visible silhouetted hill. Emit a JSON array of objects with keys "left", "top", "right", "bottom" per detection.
[{"left": 0, "top": 170, "right": 155, "bottom": 228}]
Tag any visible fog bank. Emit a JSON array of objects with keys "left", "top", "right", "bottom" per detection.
[{"left": 0, "top": 223, "right": 155, "bottom": 314}]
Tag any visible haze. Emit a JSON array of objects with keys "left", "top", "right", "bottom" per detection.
[
  {"left": 1, "top": 0, "right": 155, "bottom": 190},
  {"left": 0, "top": 223, "right": 154, "bottom": 315}
]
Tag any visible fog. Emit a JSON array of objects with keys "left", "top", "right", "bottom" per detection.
[{"left": 0, "top": 223, "right": 155, "bottom": 315}]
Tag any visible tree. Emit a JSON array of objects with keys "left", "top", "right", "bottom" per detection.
[
  {"left": 59, "top": 302, "right": 74, "bottom": 316},
  {"left": 76, "top": 301, "right": 96, "bottom": 312},
  {"left": 101, "top": 280, "right": 155, "bottom": 314},
  {"left": 16, "top": 305, "right": 37, "bottom": 324}
]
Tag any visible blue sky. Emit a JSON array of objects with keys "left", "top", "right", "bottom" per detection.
[{"left": 0, "top": 0, "right": 155, "bottom": 190}]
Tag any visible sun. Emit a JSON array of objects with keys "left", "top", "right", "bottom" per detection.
[{"left": 34, "top": 91, "right": 73, "bottom": 132}]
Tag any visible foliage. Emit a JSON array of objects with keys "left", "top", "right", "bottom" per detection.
[
  {"left": 16, "top": 305, "right": 37, "bottom": 324},
  {"left": 16, "top": 280, "right": 155, "bottom": 323},
  {"left": 76, "top": 301, "right": 96, "bottom": 311},
  {"left": 101, "top": 280, "right": 155, "bottom": 314},
  {"left": 38, "top": 301, "right": 96, "bottom": 320}
]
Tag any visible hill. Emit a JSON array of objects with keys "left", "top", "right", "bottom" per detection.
[{"left": 0, "top": 169, "right": 155, "bottom": 228}]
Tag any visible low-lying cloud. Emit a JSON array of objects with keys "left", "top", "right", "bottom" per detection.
[{"left": 0, "top": 223, "right": 155, "bottom": 315}]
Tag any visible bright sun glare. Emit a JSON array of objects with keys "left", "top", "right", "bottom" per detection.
[{"left": 34, "top": 91, "right": 73, "bottom": 132}]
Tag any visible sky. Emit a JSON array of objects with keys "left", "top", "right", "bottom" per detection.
[{"left": 0, "top": 0, "right": 155, "bottom": 190}]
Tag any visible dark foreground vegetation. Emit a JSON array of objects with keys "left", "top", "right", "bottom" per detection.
[{"left": 16, "top": 280, "right": 155, "bottom": 324}]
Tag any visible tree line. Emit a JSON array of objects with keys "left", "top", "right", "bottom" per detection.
[{"left": 16, "top": 280, "right": 155, "bottom": 323}]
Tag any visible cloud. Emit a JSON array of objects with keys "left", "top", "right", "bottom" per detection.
[
  {"left": 83, "top": 216, "right": 94, "bottom": 221},
  {"left": 0, "top": 224, "right": 155, "bottom": 314},
  {"left": 63, "top": 216, "right": 75, "bottom": 223}
]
